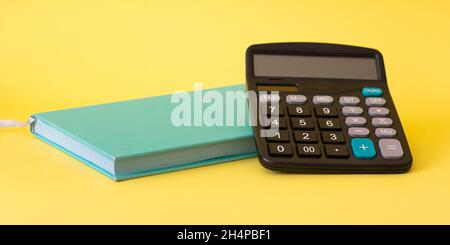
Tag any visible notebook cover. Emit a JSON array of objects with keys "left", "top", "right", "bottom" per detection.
[{"left": 31, "top": 84, "right": 256, "bottom": 180}]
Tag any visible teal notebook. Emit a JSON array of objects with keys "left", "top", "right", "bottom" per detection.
[{"left": 31, "top": 84, "right": 256, "bottom": 181}]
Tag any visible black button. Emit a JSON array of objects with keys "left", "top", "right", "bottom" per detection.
[
  {"left": 261, "top": 117, "right": 287, "bottom": 129},
  {"left": 268, "top": 143, "right": 293, "bottom": 156},
  {"left": 294, "top": 131, "right": 318, "bottom": 143},
  {"left": 287, "top": 105, "right": 311, "bottom": 117},
  {"left": 318, "top": 118, "right": 341, "bottom": 130},
  {"left": 266, "top": 130, "right": 290, "bottom": 142},
  {"left": 321, "top": 132, "right": 345, "bottom": 143},
  {"left": 291, "top": 118, "right": 314, "bottom": 129},
  {"left": 324, "top": 145, "right": 349, "bottom": 158},
  {"left": 297, "top": 144, "right": 321, "bottom": 157},
  {"left": 260, "top": 104, "right": 284, "bottom": 116},
  {"left": 315, "top": 106, "right": 338, "bottom": 117}
]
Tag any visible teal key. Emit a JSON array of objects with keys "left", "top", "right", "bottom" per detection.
[
  {"left": 351, "top": 138, "right": 376, "bottom": 159},
  {"left": 362, "top": 87, "right": 383, "bottom": 97}
]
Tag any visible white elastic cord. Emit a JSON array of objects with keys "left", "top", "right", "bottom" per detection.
[{"left": 0, "top": 117, "right": 35, "bottom": 128}]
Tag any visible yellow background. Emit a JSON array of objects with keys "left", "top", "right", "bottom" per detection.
[{"left": 1, "top": 0, "right": 450, "bottom": 224}]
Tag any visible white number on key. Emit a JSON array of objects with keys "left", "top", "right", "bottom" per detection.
[
  {"left": 302, "top": 133, "right": 310, "bottom": 140},
  {"left": 330, "top": 133, "right": 337, "bottom": 140},
  {"left": 303, "top": 146, "right": 315, "bottom": 153},
  {"left": 299, "top": 119, "right": 307, "bottom": 126},
  {"left": 277, "top": 145, "right": 285, "bottom": 152},
  {"left": 326, "top": 120, "right": 334, "bottom": 127}
]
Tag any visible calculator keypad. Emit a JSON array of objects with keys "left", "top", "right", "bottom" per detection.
[{"left": 260, "top": 87, "right": 405, "bottom": 161}]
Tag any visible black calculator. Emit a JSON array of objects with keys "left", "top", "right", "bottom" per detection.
[{"left": 246, "top": 43, "right": 412, "bottom": 173}]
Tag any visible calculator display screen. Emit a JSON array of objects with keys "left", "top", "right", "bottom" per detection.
[{"left": 253, "top": 54, "right": 378, "bottom": 80}]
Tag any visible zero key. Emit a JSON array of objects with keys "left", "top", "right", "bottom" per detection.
[{"left": 268, "top": 143, "right": 293, "bottom": 156}]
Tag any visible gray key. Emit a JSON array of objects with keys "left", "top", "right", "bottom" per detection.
[
  {"left": 259, "top": 94, "right": 280, "bottom": 103},
  {"left": 372, "top": 117, "right": 393, "bottom": 127},
  {"left": 286, "top": 95, "right": 307, "bottom": 104},
  {"left": 379, "top": 139, "right": 404, "bottom": 159},
  {"left": 342, "top": 106, "right": 363, "bottom": 116},
  {"left": 345, "top": 117, "right": 367, "bottom": 126},
  {"left": 339, "top": 96, "right": 360, "bottom": 105},
  {"left": 366, "top": 97, "right": 386, "bottom": 106},
  {"left": 375, "top": 128, "right": 397, "bottom": 138},
  {"left": 313, "top": 95, "right": 334, "bottom": 105},
  {"left": 348, "top": 127, "right": 370, "bottom": 137},
  {"left": 368, "top": 107, "right": 390, "bottom": 117}
]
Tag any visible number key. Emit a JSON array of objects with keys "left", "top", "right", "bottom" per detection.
[
  {"left": 297, "top": 144, "right": 321, "bottom": 157},
  {"left": 268, "top": 143, "right": 293, "bottom": 156},
  {"left": 291, "top": 118, "right": 314, "bottom": 129},
  {"left": 288, "top": 105, "right": 311, "bottom": 117},
  {"left": 294, "top": 131, "right": 318, "bottom": 143},
  {"left": 261, "top": 104, "right": 285, "bottom": 116},
  {"left": 261, "top": 117, "right": 287, "bottom": 129},
  {"left": 321, "top": 132, "right": 345, "bottom": 143},
  {"left": 318, "top": 118, "right": 341, "bottom": 130},
  {"left": 315, "top": 106, "right": 338, "bottom": 117},
  {"left": 266, "top": 130, "right": 290, "bottom": 142}
]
